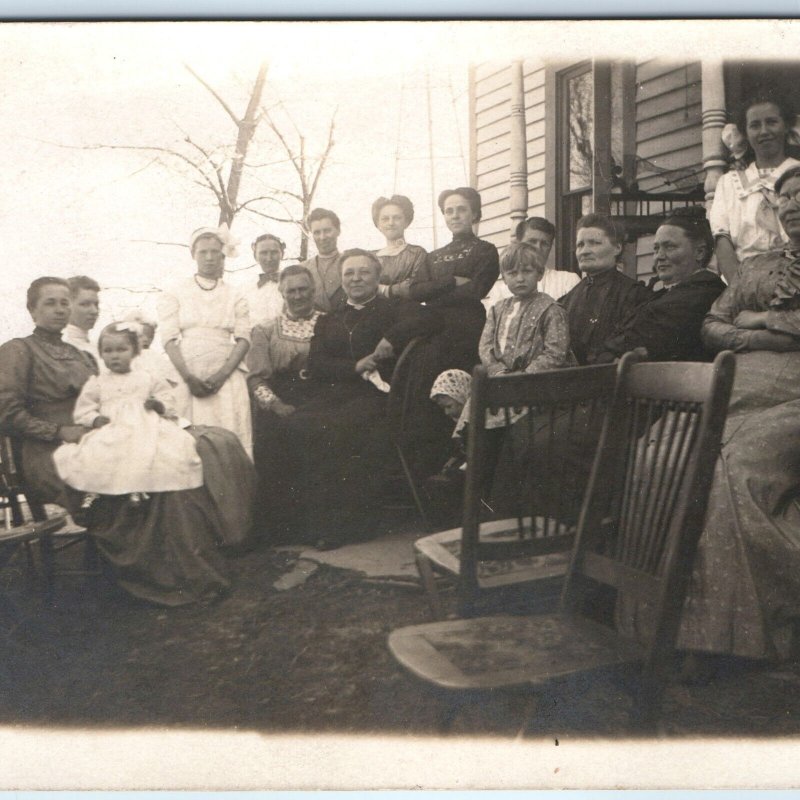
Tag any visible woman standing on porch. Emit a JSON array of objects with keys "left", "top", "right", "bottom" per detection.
[
  {"left": 371, "top": 194, "right": 427, "bottom": 300},
  {"left": 410, "top": 188, "right": 499, "bottom": 372},
  {"left": 710, "top": 94, "right": 800, "bottom": 282}
]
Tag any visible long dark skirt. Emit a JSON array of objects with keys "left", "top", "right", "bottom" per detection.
[
  {"left": 255, "top": 382, "right": 392, "bottom": 546},
  {"left": 251, "top": 374, "right": 325, "bottom": 542}
]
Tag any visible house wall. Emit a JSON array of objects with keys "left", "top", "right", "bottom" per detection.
[{"left": 633, "top": 60, "right": 703, "bottom": 282}]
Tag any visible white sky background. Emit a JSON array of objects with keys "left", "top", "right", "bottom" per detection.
[{"left": 1, "top": 19, "right": 800, "bottom": 343}]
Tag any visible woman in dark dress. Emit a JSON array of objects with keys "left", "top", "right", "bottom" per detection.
[
  {"left": 278, "top": 249, "right": 441, "bottom": 549},
  {"left": 410, "top": 187, "right": 499, "bottom": 372},
  {"left": 0, "top": 277, "right": 254, "bottom": 606}
]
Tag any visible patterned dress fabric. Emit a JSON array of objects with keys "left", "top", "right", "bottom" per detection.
[{"left": 410, "top": 232, "right": 500, "bottom": 372}]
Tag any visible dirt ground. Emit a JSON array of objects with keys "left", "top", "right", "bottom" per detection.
[{"left": 1, "top": 527, "right": 800, "bottom": 739}]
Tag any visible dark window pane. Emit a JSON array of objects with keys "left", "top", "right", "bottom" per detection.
[{"left": 568, "top": 70, "right": 594, "bottom": 191}]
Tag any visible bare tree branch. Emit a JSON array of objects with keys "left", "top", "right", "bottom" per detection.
[
  {"left": 221, "top": 62, "right": 268, "bottom": 226},
  {"left": 242, "top": 208, "right": 297, "bottom": 224},
  {"left": 235, "top": 193, "right": 303, "bottom": 213},
  {"left": 261, "top": 105, "right": 304, "bottom": 183},
  {"left": 308, "top": 108, "right": 337, "bottom": 203},
  {"left": 103, "top": 284, "right": 163, "bottom": 294},
  {"left": 49, "top": 140, "right": 224, "bottom": 202},
  {"left": 184, "top": 63, "right": 241, "bottom": 127},
  {"left": 129, "top": 239, "right": 188, "bottom": 248}
]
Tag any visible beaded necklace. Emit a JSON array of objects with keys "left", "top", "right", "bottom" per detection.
[{"left": 194, "top": 274, "right": 219, "bottom": 292}]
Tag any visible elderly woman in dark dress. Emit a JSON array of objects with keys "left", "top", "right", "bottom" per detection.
[
  {"left": 410, "top": 187, "right": 499, "bottom": 372},
  {"left": 278, "top": 249, "right": 441, "bottom": 549},
  {"left": 247, "top": 264, "right": 323, "bottom": 540},
  {"left": 0, "top": 277, "right": 254, "bottom": 606},
  {"left": 371, "top": 194, "right": 427, "bottom": 300},
  {"left": 559, "top": 213, "right": 651, "bottom": 365}
]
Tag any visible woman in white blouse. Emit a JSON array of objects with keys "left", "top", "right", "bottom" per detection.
[
  {"left": 710, "top": 94, "right": 800, "bottom": 282},
  {"left": 158, "top": 226, "right": 253, "bottom": 458}
]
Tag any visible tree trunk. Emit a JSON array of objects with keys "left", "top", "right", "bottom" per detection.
[{"left": 220, "top": 62, "right": 268, "bottom": 227}]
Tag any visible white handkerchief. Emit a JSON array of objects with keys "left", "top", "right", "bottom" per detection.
[{"left": 362, "top": 370, "right": 391, "bottom": 393}]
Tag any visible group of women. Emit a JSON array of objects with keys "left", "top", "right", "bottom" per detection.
[{"left": 0, "top": 92, "right": 798, "bottom": 675}]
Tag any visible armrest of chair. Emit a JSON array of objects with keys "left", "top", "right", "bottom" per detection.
[{"left": 0, "top": 515, "right": 66, "bottom": 544}]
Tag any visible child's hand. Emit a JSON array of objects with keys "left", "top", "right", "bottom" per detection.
[
  {"left": 59, "top": 424, "right": 88, "bottom": 443},
  {"left": 92, "top": 416, "right": 111, "bottom": 429},
  {"left": 144, "top": 397, "right": 166, "bottom": 415}
]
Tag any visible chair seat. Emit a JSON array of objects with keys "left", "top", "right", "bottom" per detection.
[
  {"left": 414, "top": 517, "right": 572, "bottom": 589},
  {"left": 388, "top": 613, "right": 645, "bottom": 691}
]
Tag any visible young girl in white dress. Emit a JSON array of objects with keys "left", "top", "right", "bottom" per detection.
[{"left": 53, "top": 323, "right": 203, "bottom": 505}]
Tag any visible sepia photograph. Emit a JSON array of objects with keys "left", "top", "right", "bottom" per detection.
[{"left": 1, "top": 18, "right": 800, "bottom": 789}]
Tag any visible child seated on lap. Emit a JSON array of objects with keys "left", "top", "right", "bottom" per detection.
[{"left": 53, "top": 322, "right": 203, "bottom": 509}]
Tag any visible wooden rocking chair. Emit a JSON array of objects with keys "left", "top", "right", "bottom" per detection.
[
  {"left": 386, "top": 336, "right": 434, "bottom": 532},
  {"left": 414, "top": 357, "right": 628, "bottom": 620},
  {"left": 0, "top": 435, "right": 100, "bottom": 603},
  {"left": 389, "top": 351, "right": 735, "bottom": 730}
]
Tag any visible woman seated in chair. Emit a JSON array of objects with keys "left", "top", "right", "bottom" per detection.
[
  {"left": 670, "top": 164, "right": 800, "bottom": 667},
  {"left": 270, "top": 249, "right": 441, "bottom": 550},
  {"left": 0, "top": 277, "right": 255, "bottom": 607},
  {"left": 247, "top": 264, "right": 323, "bottom": 541}
]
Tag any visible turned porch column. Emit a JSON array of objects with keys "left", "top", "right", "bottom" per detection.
[
  {"left": 509, "top": 60, "right": 529, "bottom": 240},
  {"left": 701, "top": 60, "right": 728, "bottom": 207}
]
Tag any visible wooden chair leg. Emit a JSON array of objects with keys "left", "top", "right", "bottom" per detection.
[
  {"left": 397, "top": 445, "right": 431, "bottom": 533},
  {"left": 38, "top": 532, "right": 56, "bottom": 607},
  {"left": 415, "top": 551, "right": 445, "bottom": 621}
]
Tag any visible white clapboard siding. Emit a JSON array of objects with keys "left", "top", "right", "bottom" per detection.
[{"left": 634, "top": 60, "right": 703, "bottom": 276}]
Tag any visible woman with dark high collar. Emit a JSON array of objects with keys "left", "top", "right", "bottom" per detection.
[
  {"left": 558, "top": 213, "right": 651, "bottom": 365},
  {"left": 410, "top": 187, "right": 499, "bottom": 372},
  {"left": 279, "top": 249, "right": 441, "bottom": 549}
]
